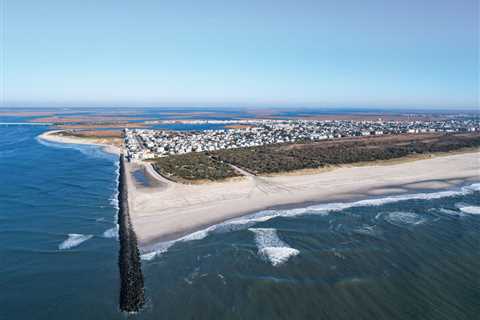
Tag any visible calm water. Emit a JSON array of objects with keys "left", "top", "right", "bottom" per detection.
[{"left": 1, "top": 123, "right": 479, "bottom": 320}]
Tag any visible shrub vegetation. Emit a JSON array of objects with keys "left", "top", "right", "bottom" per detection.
[
  {"left": 153, "top": 152, "right": 239, "bottom": 182},
  {"left": 211, "top": 133, "right": 480, "bottom": 174}
]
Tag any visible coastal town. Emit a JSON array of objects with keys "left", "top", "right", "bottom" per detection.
[{"left": 125, "top": 118, "right": 479, "bottom": 160}]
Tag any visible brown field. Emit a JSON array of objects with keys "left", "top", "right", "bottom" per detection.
[
  {"left": 59, "top": 129, "right": 124, "bottom": 138},
  {"left": 161, "top": 111, "right": 234, "bottom": 116},
  {"left": 55, "top": 123, "right": 147, "bottom": 130},
  {"left": 224, "top": 124, "right": 254, "bottom": 130},
  {"left": 0, "top": 111, "right": 60, "bottom": 117},
  {"left": 29, "top": 116, "right": 147, "bottom": 123}
]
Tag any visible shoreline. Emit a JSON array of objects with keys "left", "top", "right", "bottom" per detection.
[
  {"left": 37, "top": 130, "right": 480, "bottom": 254},
  {"left": 128, "top": 152, "right": 479, "bottom": 250},
  {"left": 139, "top": 179, "right": 480, "bottom": 259},
  {"left": 38, "top": 130, "right": 121, "bottom": 155}
]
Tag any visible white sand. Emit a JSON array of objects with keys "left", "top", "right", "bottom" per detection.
[
  {"left": 38, "top": 130, "right": 121, "bottom": 155},
  {"left": 37, "top": 130, "right": 480, "bottom": 248},
  {"left": 126, "top": 152, "right": 480, "bottom": 247}
]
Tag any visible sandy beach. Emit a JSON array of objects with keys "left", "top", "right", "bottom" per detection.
[
  {"left": 37, "top": 130, "right": 480, "bottom": 250},
  {"left": 127, "top": 151, "right": 480, "bottom": 248},
  {"left": 38, "top": 130, "right": 121, "bottom": 155}
]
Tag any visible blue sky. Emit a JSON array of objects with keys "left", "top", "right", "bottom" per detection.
[{"left": 2, "top": 0, "right": 478, "bottom": 108}]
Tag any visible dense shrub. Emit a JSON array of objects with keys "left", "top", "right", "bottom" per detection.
[
  {"left": 153, "top": 152, "right": 239, "bottom": 182},
  {"left": 212, "top": 133, "right": 480, "bottom": 174}
]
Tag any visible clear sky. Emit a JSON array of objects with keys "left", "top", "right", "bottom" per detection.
[{"left": 2, "top": 0, "right": 478, "bottom": 108}]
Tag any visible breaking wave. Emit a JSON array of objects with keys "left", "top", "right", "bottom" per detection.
[
  {"left": 110, "top": 193, "right": 119, "bottom": 211},
  {"left": 141, "top": 242, "right": 175, "bottom": 261},
  {"left": 36, "top": 137, "right": 116, "bottom": 161},
  {"left": 103, "top": 227, "right": 118, "bottom": 238},
  {"left": 110, "top": 159, "right": 120, "bottom": 220},
  {"left": 141, "top": 183, "right": 480, "bottom": 261},
  {"left": 58, "top": 234, "right": 93, "bottom": 250},
  {"left": 384, "top": 211, "right": 426, "bottom": 226},
  {"left": 438, "top": 208, "right": 464, "bottom": 216},
  {"left": 249, "top": 228, "right": 299, "bottom": 266},
  {"left": 456, "top": 204, "right": 480, "bottom": 215},
  {"left": 100, "top": 160, "right": 121, "bottom": 241},
  {"left": 354, "top": 225, "right": 382, "bottom": 237}
]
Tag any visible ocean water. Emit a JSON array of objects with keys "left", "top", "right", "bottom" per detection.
[
  {"left": 1, "top": 123, "right": 479, "bottom": 320},
  {"left": 0, "top": 124, "right": 120, "bottom": 319}
]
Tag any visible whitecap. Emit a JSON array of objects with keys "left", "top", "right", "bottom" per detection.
[
  {"left": 102, "top": 227, "right": 118, "bottom": 238},
  {"left": 36, "top": 137, "right": 116, "bottom": 161},
  {"left": 249, "top": 228, "right": 299, "bottom": 266},
  {"left": 456, "top": 204, "right": 480, "bottom": 215},
  {"left": 438, "top": 208, "right": 462, "bottom": 216},
  {"left": 354, "top": 225, "right": 382, "bottom": 237},
  {"left": 141, "top": 242, "right": 175, "bottom": 261},
  {"left": 140, "top": 183, "right": 480, "bottom": 260},
  {"left": 110, "top": 160, "right": 120, "bottom": 211},
  {"left": 58, "top": 234, "right": 93, "bottom": 250},
  {"left": 109, "top": 192, "right": 119, "bottom": 210},
  {"left": 384, "top": 211, "right": 426, "bottom": 226},
  {"left": 140, "top": 211, "right": 283, "bottom": 260}
]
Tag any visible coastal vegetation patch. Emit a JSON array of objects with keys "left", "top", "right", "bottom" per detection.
[
  {"left": 152, "top": 152, "right": 240, "bottom": 182},
  {"left": 211, "top": 133, "right": 480, "bottom": 175}
]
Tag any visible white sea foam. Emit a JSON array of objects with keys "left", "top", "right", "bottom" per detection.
[
  {"left": 438, "top": 208, "right": 464, "bottom": 216},
  {"left": 103, "top": 227, "right": 118, "bottom": 238},
  {"left": 354, "top": 225, "right": 382, "bottom": 237},
  {"left": 58, "top": 234, "right": 93, "bottom": 250},
  {"left": 456, "top": 204, "right": 480, "bottom": 215},
  {"left": 140, "top": 183, "right": 480, "bottom": 261},
  {"left": 105, "top": 160, "right": 121, "bottom": 240},
  {"left": 36, "top": 137, "right": 116, "bottom": 160},
  {"left": 249, "top": 228, "right": 299, "bottom": 266},
  {"left": 384, "top": 211, "right": 426, "bottom": 226},
  {"left": 140, "top": 228, "right": 212, "bottom": 260},
  {"left": 141, "top": 242, "right": 175, "bottom": 261},
  {"left": 110, "top": 192, "right": 119, "bottom": 210}
]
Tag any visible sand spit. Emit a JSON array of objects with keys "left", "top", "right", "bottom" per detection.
[
  {"left": 38, "top": 130, "right": 121, "bottom": 155},
  {"left": 37, "top": 130, "right": 479, "bottom": 252}
]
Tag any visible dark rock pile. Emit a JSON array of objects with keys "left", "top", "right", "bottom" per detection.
[{"left": 118, "top": 155, "right": 145, "bottom": 312}]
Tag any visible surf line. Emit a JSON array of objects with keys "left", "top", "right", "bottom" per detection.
[{"left": 118, "top": 155, "right": 145, "bottom": 312}]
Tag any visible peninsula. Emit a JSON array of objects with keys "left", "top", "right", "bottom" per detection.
[{"left": 39, "top": 129, "right": 480, "bottom": 254}]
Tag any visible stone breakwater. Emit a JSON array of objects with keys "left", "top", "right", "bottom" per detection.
[{"left": 118, "top": 155, "right": 145, "bottom": 312}]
